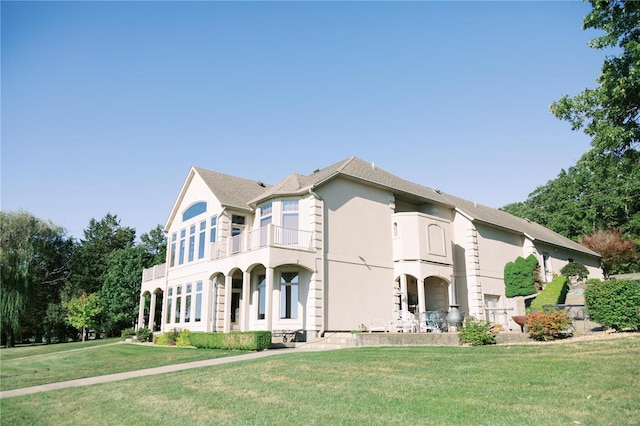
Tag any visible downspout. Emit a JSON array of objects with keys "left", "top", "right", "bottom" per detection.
[{"left": 309, "top": 187, "right": 326, "bottom": 338}]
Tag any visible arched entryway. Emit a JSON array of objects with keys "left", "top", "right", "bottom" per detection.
[{"left": 423, "top": 276, "right": 449, "bottom": 312}]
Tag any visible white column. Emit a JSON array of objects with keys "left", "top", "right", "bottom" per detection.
[
  {"left": 242, "top": 270, "right": 251, "bottom": 331},
  {"left": 137, "top": 295, "right": 146, "bottom": 330},
  {"left": 417, "top": 278, "right": 426, "bottom": 315},
  {"left": 149, "top": 293, "right": 157, "bottom": 331},
  {"left": 265, "top": 267, "right": 275, "bottom": 331},
  {"left": 400, "top": 274, "right": 408, "bottom": 311},
  {"left": 223, "top": 275, "right": 233, "bottom": 333}
]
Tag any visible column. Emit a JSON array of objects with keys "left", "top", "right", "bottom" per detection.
[
  {"left": 400, "top": 274, "right": 408, "bottom": 311},
  {"left": 265, "top": 267, "right": 275, "bottom": 331},
  {"left": 242, "top": 270, "right": 251, "bottom": 331},
  {"left": 137, "top": 295, "right": 146, "bottom": 330},
  {"left": 149, "top": 293, "right": 157, "bottom": 332},
  {"left": 223, "top": 275, "right": 233, "bottom": 333},
  {"left": 417, "top": 278, "right": 426, "bottom": 315}
]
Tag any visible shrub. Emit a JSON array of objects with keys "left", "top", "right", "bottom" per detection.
[
  {"left": 504, "top": 254, "right": 542, "bottom": 297},
  {"left": 560, "top": 262, "right": 589, "bottom": 282},
  {"left": 460, "top": 317, "right": 495, "bottom": 346},
  {"left": 120, "top": 327, "right": 136, "bottom": 339},
  {"left": 530, "top": 276, "right": 568, "bottom": 311},
  {"left": 176, "top": 329, "right": 191, "bottom": 347},
  {"left": 190, "top": 331, "right": 272, "bottom": 351},
  {"left": 155, "top": 328, "right": 181, "bottom": 346},
  {"left": 526, "top": 310, "right": 572, "bottom": 341},
  {"left": 136, "top": 327, "right": 151, "bottom": 343},
  {"left": 584, "top": 279, "right": 640, "bottom": 331}
]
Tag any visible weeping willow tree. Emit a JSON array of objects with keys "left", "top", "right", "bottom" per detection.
[{"left": 0, "top": 211, "right": 70, "bottom": 347}]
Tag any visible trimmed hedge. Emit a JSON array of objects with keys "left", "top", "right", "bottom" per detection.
[
  {"left": 584, "top": 279, "right": 640, "bottom": 331},
  {"left": 504, "top": 254, "right": 541, "bottom": 297},
  {"left": 189, "top": 331, "right": 272, "bottom": 351},
  {"left": 530, "top": 275, "right": 568, "bottom": 311}
]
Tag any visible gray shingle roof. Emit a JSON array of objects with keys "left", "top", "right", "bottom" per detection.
[
  {"left": 193, "top": 167, "right": 271, "bottom": 211},
  {"left": 195, "top": 156, "right": 599, "bottom": 257}
]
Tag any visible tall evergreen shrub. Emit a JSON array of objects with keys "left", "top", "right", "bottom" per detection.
[{"left": 504, "top": 254, "right": 541, "bottom": 297}]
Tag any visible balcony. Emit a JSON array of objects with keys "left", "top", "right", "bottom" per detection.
[
  {"left": 211, "top": 224, "right": 314, "bottom": 260},
  {"left": 142, "top": 263, "right": 167, "bottom": 282}
]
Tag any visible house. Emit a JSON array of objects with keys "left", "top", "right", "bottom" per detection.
[{"left": 138, "top": 156, "right": 602, "bottom": 339}]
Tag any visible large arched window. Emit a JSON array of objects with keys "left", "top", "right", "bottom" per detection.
[{"left": 182, "top": 202, "right": 207, "bottom": 222}]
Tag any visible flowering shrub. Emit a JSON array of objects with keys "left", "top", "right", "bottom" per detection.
[{"left": 526, "top": 310, "right": 572, "bottom": 341}]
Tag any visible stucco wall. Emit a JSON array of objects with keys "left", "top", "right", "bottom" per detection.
[{"left": 318, "top": 178, "right": 395, "bottom": 331}]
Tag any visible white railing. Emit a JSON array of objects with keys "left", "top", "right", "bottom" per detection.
[
  {"left": 142, "top": 263, "right": 167, "bottom": 282},
  {"left": 210, "top": 225, "right": 314, "bottom": 260}
]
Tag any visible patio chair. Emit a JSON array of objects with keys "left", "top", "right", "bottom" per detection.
[
  {"left": 392, "top": 310, "right": 418, "bottom": 333},
  {"left": 422, "top": 311, "right": 443, "bottom": 333},
  {"left": 368, "top": 315, "right": 387, "bottom": 333}
]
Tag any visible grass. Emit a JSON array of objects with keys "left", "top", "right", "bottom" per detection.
[
  {"left": 0, "top": 340, "right": 247, "bottom": 391},
  {"left": 1, "top": 335, "right": 639, "bottom": 425}
]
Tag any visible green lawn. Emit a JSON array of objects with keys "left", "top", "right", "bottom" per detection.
[
  {"left": 0, "top": 340, "right": 247, "bottom": 391},
  {"left": 1, "top": 335, "right": 639, "bottom": 425}
]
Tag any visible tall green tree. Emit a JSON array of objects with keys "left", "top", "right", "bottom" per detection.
[
  {"left": 550, "top": 0, "right": 639, "bottom": 155},
  {"left": 67, "top": 213, "right": 136, "bottom": 298},
  {"left": 100, "top": 245, "right": 152, "bottom": 335},
  {"left": 0, "top": 211, "right": 71, "bottom": 347},
  {"left": 139, "top": 224, "right": 167, "bottom": 265}
]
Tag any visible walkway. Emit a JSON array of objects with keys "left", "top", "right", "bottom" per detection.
[{"left": 0, "top": 347, "right": 295, "bottom": 399}]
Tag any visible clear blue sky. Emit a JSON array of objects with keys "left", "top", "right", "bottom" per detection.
[{"left": 2, "top": 1, "right": 603, "bottom": 240}]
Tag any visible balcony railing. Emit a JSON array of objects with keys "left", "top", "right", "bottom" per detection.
[
  {"left": 211, "top": 225, "right": 314, "bottom": 260},
  {"left": 142, "top": 263, "right": 167, "bottom": 282}
]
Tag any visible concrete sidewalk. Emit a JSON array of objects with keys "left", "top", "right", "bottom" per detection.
[{"left": 0, "top": 348, "right": 295, "bottom": 399}]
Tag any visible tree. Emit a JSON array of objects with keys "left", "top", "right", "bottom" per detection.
[
  {"left": 65, "top": 292, "right": 102, "bottom": 342},
  {"left": 504, "top": 254, "right": 542, "bottom": 298},
  {"left": 578, "top": 229, "right": 637, "bottom": 277},
  {"left": 1, "top": 211, "right": 71, "bottom": 347},
  {"left": 67, "top": 213, "right": 136, "bottom": 297},
  {"left": 139, "top": 224, "right": 167, "bottom": 265},
  {"left": 550, "top": 0, "right": 639, "bottom": 155},
  {"left": 100, "top": 245, "right": 152, "bottom": 336}
]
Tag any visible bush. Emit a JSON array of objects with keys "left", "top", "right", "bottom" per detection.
[
  {"left": 530, "top": 276, "right": 568, "bottom": 311},
  {"left": 136, "top": 327, "right": 151, "bottom": 343},
  {"left": 176, "top": 329, "right": 191, "bottom": 347},
  {"left": 460, "top": 317, "right": 495, "bottom": 346},
  {"left": 155, "top": 328, "right": 181, "bottom": 346},
  {"left": 560, "top": 262, "right": 589, "bottom": 282},
  {"left": 526, "top": 310, "right": 572, "bottom": 341},
  {"left": 190, "top": 331, "right": 272, "bottom": 351},
  {"left": 504, "top": 254, "right": 542, "bottom": 297},
  {"left": 120, "top": 327, "right": 136, "bottom": 339},
  {"left": 584, "top": 279, "right": 640, "bottom": 331}
]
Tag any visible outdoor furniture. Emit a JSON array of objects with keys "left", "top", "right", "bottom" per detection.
[
  {"left": 368, "top": 315, "right": 388, "bottom": 333},
  {"left": 391, "top": 310, "right": 418, "bottom": 333},
  {"left": 421, "top": 311, "right": 447, "bottom": 333}
]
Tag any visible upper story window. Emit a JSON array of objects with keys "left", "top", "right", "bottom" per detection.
[
  {"left": 210, "top": 216, "right": 217, "bottom": 243},
  {"left": 170, "top": 233, "right": 177, "bottom": 267},
  {"left": 188, "top": 225, "right": 196, "bottom": 262},
  {"left": 178, "top": 229, "right": 186, "bottom": 265},
  {"left": 198, "top": 220, "right": 206, "bottom": 259},
  {"left": 183, "top": 202, "right": 207, "bottom": 222}
]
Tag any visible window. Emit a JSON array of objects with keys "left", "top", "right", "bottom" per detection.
[
  {"left": 166, "top": 288, "right": 173, "bottom": 323},
  {"left": 183, "top": 202, "right": 207, "bottom": 222},
  {"left": 232, "top": 215, "right": 245, "bottom": 253},
  {"left": 280, "top": 272, "right": 299, "bottom": 319},
  {"left": 257, "top": 274, "right": 266, "bottom": 320},
  {"left": 198, "top": 220, "right": 206, "bottom": 259},
  {"left": 210, "top": 216, "right": 217, "bottom": 243},
  {"left": 170, "top": 233, "right": 177, "bottom": 267},
  {"left": 175, "top": 285, "right": 182, "bottom": 323},
  {"left": 260, "top": 203, "right": 272, "bottom": 246},
  {"left": 195, "top": 281, "right": 203, "bottom": 322},
  {"left": 188, "top": 225, "right": 196, "bottom": 262},
  {"left": 178, "top": 229, "right": 186, "bottom": 265},
  {"left": 185, "top": 283, "right": 192, "bottom": 322},
  {"left": 282, "top": 200, "right": 298, "bottom": 245}
]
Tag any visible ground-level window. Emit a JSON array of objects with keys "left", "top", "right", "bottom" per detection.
[
  {"left": 185, "top": 283, "right": 192, "bottom": 322},
  {"left": 175, "top": 285, "right": 182, "bottom": 323},
  {"left": 166, "top": 288, "right": 173, "bottom": 324},
  {"left": 195, "top": 281, "right": 203, "bottom": 322},
  {"left": 280, "top": 272, "right": 299, "bottom": 319},
  {"left": 257, "top": 274, "right": 266, "bottom": 320}
]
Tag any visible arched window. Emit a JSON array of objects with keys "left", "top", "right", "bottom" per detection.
[{"left": 182, "top": 202, "right": 207, "bottom": 222}]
